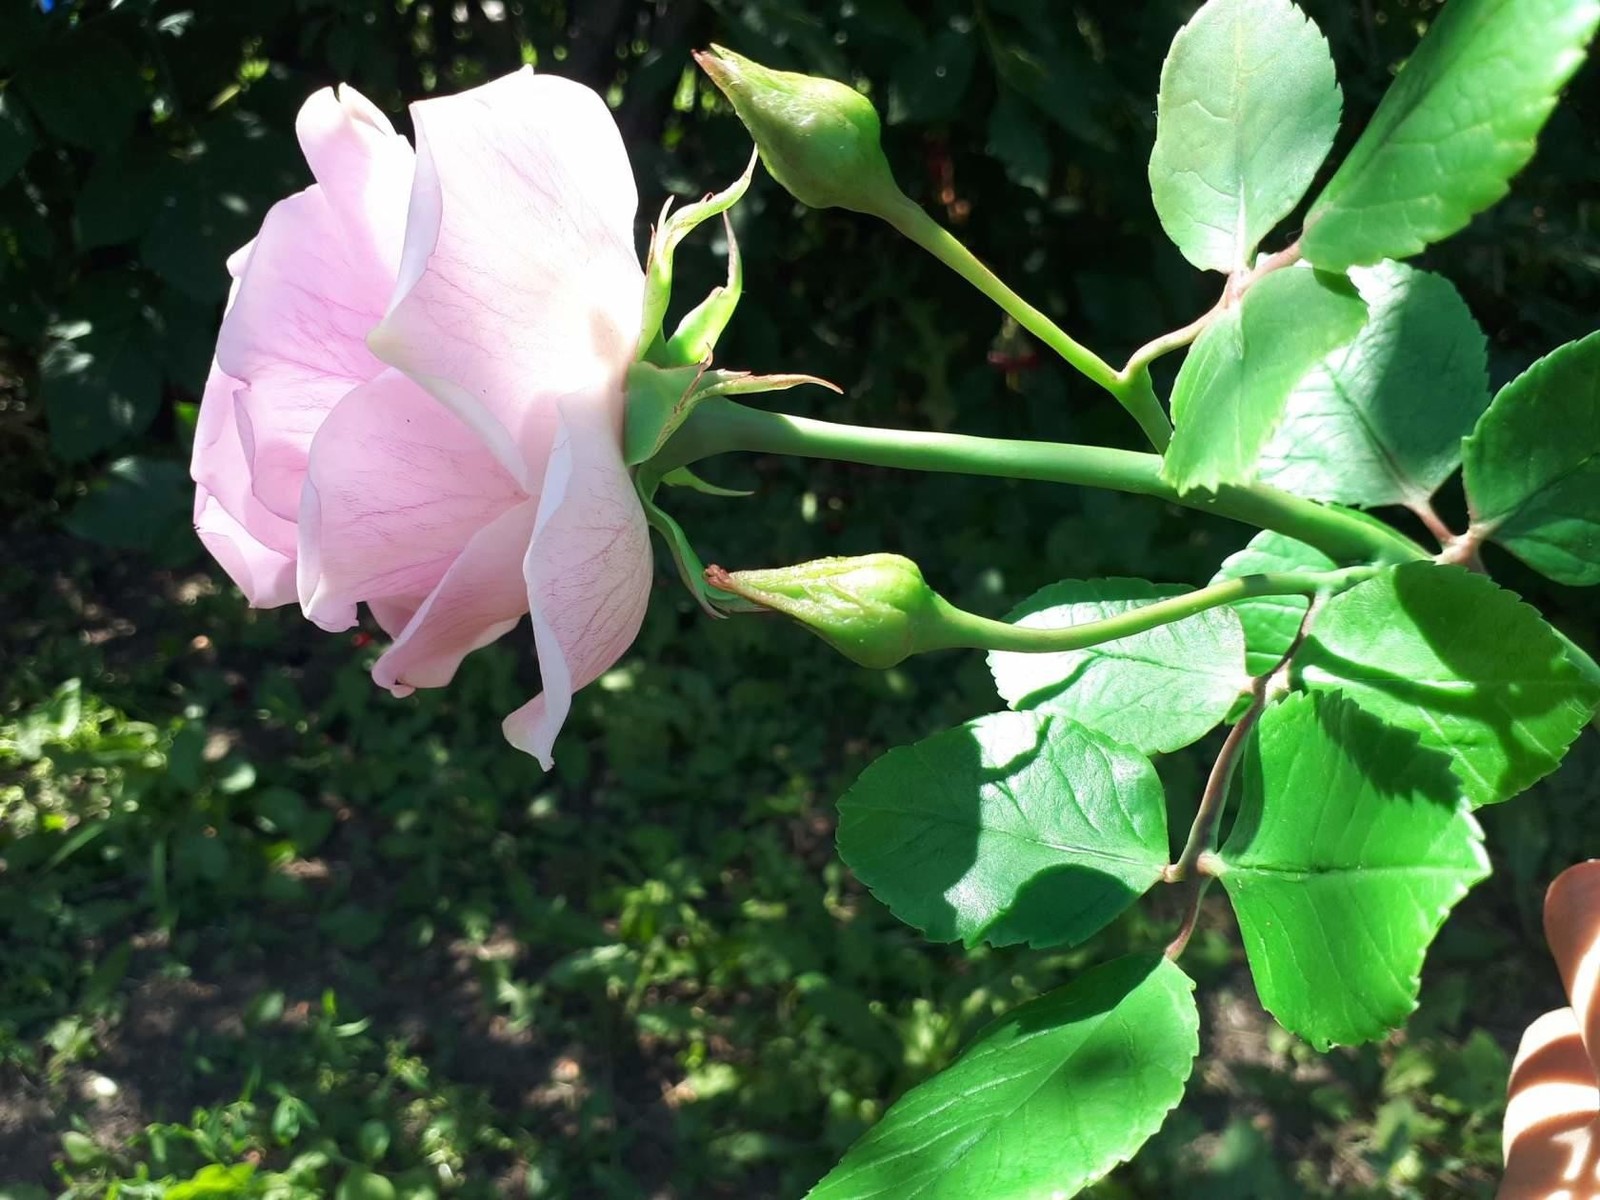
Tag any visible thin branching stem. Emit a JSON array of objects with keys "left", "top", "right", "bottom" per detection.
[{"left": 1165, "top": 592, "right": 1328, "bottom": 960}]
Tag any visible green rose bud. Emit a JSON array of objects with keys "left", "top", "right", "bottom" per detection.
[
  {"left": 693, "top": 45, "right": 908, "bottom": 220},
  {"left": 705, "top": 554, "right": 957, "bottom": 669}
]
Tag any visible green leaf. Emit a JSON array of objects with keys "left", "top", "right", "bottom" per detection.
[
  {"left": 985, "top": 16, "right": 1116, "bottom": 150},
  {"left": 1258, "top": 261, "right": 1490, "bottom": 507},
  {"left": 65, "top": 457, "right": 197, "bottom": 564},
  {"left": 141, "top": 115, "right": 303, "bottom": 301},
  {"left": 986, "top": 88, "right": 1051, "bottom": 195},
  {"left": 1217, "top": 691, "right": 1489, "bottom": 1050},
  {"left": 0, "top": 92, "right": 35, "bottom": 186},
  {"left": 1149, "top": 0, "right": 1340, "bottom": 273},
  {"left": 41, "top": 281, "right": 163, "bottom": 463},
  {"left": 75, "top": 142, "right": 167, "bottom": 249},
  {"left": 837, "top": 711, "right": 1169, "bottom": 949},
  {"left": 1295, "top": 563, "right": 1600, "bottom": 806},
  {"left": 807, "top": 955, "right": 1198, "bottom": 1200},
  {"left": 1302, "top": 0, "right": 1600, "bottom": 270},
  {"left": 1165, "top": 268, "right": 1367, "bottom": 494},
  {"left": 988, "top": 578, "right": 1247, "bottom": 753},
  {"left": 1210, "top": 532, "right": 1337, "bottom": 677},
  {"left": 13, "top": 33, "right": 146, "bottom": 153},
  {"left": 1462, "top": 331, "right": 1600, "bottom": 586},
  {"left": 888, "top": 26, "right": 977, "bottom": 125}
]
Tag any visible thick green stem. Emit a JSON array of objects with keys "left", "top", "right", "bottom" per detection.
[
  {"left": 880, "top": 196, "right": 1174, "bottom": 452},
  {"left": 931, "top": 568, "right": 1373, "bottom": 655},
  {"left": 660, "top": 399, "right": 1429, "bottom": 567}
]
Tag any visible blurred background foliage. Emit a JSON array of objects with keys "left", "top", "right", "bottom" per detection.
[{"left": 1, "top": 0, "right": 1597, "bottom": 1196}]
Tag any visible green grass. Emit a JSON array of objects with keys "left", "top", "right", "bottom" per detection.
[{"left": 3, "top": 452, "right": 1594, "bottom": 1198}]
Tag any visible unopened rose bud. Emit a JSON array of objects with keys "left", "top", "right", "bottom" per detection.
[
  {"left": 693, "top": 45, "right": 907, "bottom": 220},
  {"left": 706, "top": 554, "right": 955, "bottom": 669}
]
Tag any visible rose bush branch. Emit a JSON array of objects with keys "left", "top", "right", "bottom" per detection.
[
  {"left": 694, "top": 45, "right": 1173, "bottom": 452},
  {"left": 659, "top": 397, "right": 1429, "bottom": 567}
]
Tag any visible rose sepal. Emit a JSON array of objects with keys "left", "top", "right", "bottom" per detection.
[{"left": 638, "top": 151, "right": 756, "bottom": 361}]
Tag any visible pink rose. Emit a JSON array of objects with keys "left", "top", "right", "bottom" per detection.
[
  {"left": 1500, "top": 860, "right": 1600, "bottom": 1198},
  {"left": 190, "top": 69, "right": 652, "bottom": 767}
]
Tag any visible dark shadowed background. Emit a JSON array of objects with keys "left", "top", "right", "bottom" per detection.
[{"left": 2, "top": 0, "right": 1598, "bottom": 1196}]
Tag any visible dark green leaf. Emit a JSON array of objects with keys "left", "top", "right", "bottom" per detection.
[
  {"left": 141, "top": 114, "right": 303, "bottom": 301},
  {"left": 986, "top": 17, "right": 1115, "bottom": 149},
  {"left": 808, "top": 955, "right": 1198, "bottom": 1200},
  {"left": 1149, "top": 0, "right": 1340, "bottom": 273},
  {"left": 13, "top": 33, "right": 146, "bottom": 153},
  {"left": 41, "top": 281, "right": 164, "bottom": 463},
  {"left": 1166, "top": 268, "right": 1366, "bottom": 494},
  {"left": 1295, "top": 564, "right": 1600, "bottom": 806},
  {"left": 837, "top": 711, "right": 1168, "bottom": 949},
  {"left": 888, "top": 27, "right": 976, "bottom": 125},
  {"left": 65, "top": 457, "right": 197, "bottom": 565},
  {"left": 1258, "top": 262, "right": 1490, "bottom": 507},
  {"left": 1302, "top": 0, "right": 1600, "bottom": 269},
  {"left": 988, "top": 578, "right": 1247, "bottom": 753},
  {"left": 986, "top": 89, "right": 1051, "bottom": 195},
  {"left": 1218, "top": 692, "right": 1489, "bottom": 1049},
  {"left": 75, "top": 142, "right": 168, "bottom": 249},
  {"left": 1210, "top": 532, "right": 1336, "bottom": 677},
  {"left": 0, "top": 92, "right": 35, "bottom": 186},
  {"left": 1462, "top": 330, "right": 1600, "bottom": 586}
]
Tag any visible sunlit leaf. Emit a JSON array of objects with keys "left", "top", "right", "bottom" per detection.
[
  {"left": 1165, "top": 267, "right": 1366, "bottom": 494},
  {"left": 1302, "top": 0, "right": 1600, "bottom": 269},
  {"left": 837, "top": 711, "right": 1168, "bottom": 949},
  {"left": 1149, "top": 0, "right": 1340, "bottom": 273},
  {"left": 988, "top": 578, "right": 1247, "bottom": 753},
  {"left": 1218, "top": 692, "right": 1489, "bottom": 1050},
  {"left": 808, "top": 955, "right": 1199, "bottom": 1200},
  {"left": 1463, "top": 331, "right": 1600, "bottom": 586},
  {"left": 1294, "top": 564, "right": 1600, "bottom": 806},
  {"left": 1258, "top": 261, "right": 1490, "bottom": 507}
]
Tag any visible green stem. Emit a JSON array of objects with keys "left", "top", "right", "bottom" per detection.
[
  {"left": 880, "top": 196, "right": 1174, "bottom": 452},
  {"left": 661, "top": 399, "right": 1429, "bottom": 567},
  {"left": 931, "top": 568, "right": 1373, "bottom": 655}
]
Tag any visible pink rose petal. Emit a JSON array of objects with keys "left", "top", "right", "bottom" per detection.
[
  {"left": 194, "top": 488, "right": 296, "bottom": 608},
  {"left": 297, "top": 367, "right": 527, "bottom": 631},
  {"left": 371, "top": 498, "right": 540, "bottom": 695},
  {"left": 368, "top": 68, "right": 644, "bottom": 477},
  {"left": 502, "top": 401, "right": 653, "bottom": 769}
]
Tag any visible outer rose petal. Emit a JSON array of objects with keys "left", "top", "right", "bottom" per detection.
[
  {"left": 216, "top": 86, "right": 412, "bottom": 524},
  {"left": 295, "top": 85, "right": 413, "bottom": 283},
  {"left": 1500, "top": 1007, "right": 1600, "bottom": 1199},
  {"left": 503, "top": 402, "right": 653, "bottom": 769},
  {"left": 371, "top": 499, "right": 539, "bottom": 695},
  {"left": 191, "top": 360, "right": 296, "bottom": 559},
  {"left": 297, "top": 368, "right": 526, "bottom": 631},
  {"left": 219, "top": 187, "right": 390, "bottom": 522},
  {"left": 195, "top": 488, "right": 296, "bottom": 608},
  {"left": 368, "top": 68, "right": 644, "bottom": 480}
]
